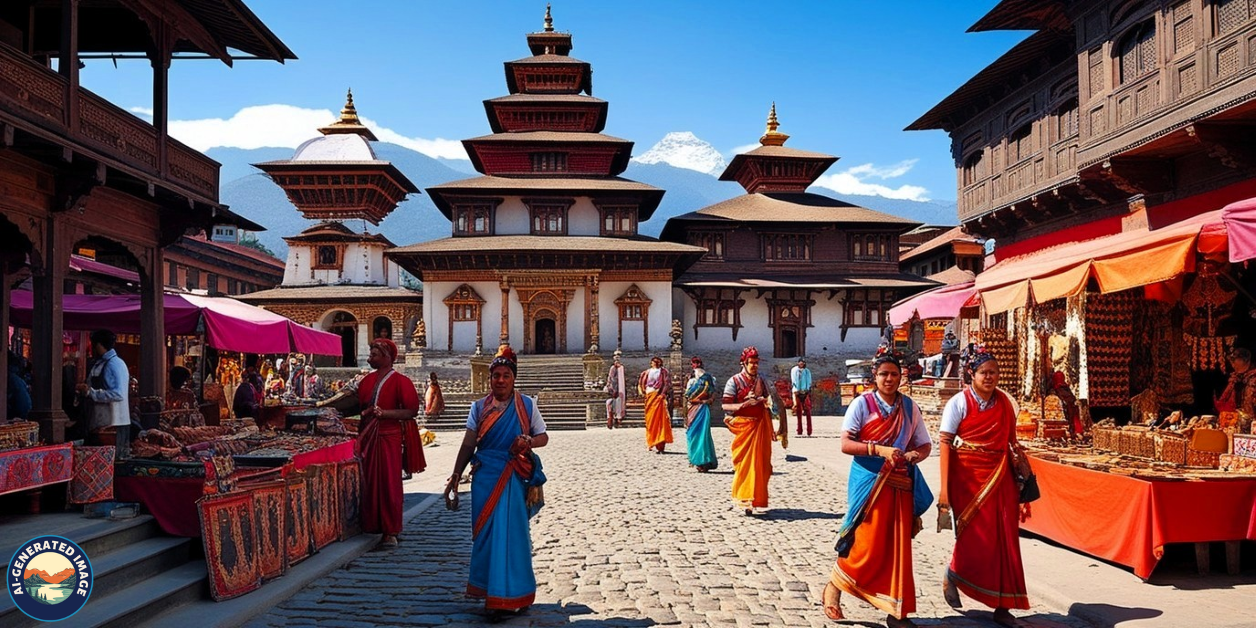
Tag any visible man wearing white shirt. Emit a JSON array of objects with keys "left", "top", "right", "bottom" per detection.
[
  {"left": 77, "top": 329, "right": 130, "bottom": 459},
  {"left": 790, "top": 358, "right": 813, "bottom": 437}
]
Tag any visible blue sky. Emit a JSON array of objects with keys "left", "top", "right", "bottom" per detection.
[{"left": 82, "top": 1, "right": 1029, "bottom": 202}]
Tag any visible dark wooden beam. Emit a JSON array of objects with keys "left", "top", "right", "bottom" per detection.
[
  {"left": 1186, "top": 122, "right": 1256, "bottom": 170},
  {"left": 1089, "top": 158, "right": 1173, "bottom": 196}
]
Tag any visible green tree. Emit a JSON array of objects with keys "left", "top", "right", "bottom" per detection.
[{"left": 237, "top": 231, "right": 277, "bottom": 258}]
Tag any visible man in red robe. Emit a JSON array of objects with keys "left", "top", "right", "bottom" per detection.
[{"left": 357, "top": 338, "right": 422, "bottom": 549}]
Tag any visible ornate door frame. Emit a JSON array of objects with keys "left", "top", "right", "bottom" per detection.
[{"left": 517, "top": 288, "right": 574, "bottom": 353}]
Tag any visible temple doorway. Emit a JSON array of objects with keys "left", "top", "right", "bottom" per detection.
[
  {"left": 534, "top": 318, "right": 557, "bottom": 354},
  {"left": 777, "top": 327, "right": 799, "bottom": 359},
  {"left": 328, "top": 311, "right": 358, "bottom": 367}
]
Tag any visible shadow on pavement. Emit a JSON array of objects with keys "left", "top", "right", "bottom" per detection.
[
  {"left": 1068, "top": 603, "right": 1163, "bottom": 625},
  {"left": 505, "top": 602, "right": 657, "bottom": 626},
  {"left": 785, "top": 454, "right": 809, "bottom": 462},
  {"left": 765, "top": 508, "right": 842, "bottom": 521}
]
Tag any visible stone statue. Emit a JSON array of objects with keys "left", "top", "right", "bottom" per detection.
[
  {"left": 669, "top": 319, "right": 683, "bottom": 350},
  {"left": 411, "top": 319, "right": 427, "bottom": 349}
]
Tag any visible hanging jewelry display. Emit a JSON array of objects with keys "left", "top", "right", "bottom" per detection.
[
  {"left": 1181, "top": 259, "right": 1238, "bottom": 372},
  {"left": 1084, "top": 289, "right": 1138, "bottom": 407}
]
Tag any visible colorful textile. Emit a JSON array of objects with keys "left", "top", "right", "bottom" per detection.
[
  {"left": 723, "top": 371, "right": 776, "bottom": 509},
  {"left": 357, "top": 369, "right": 422, "bottom": 536},
  {"left": 467, "top": 392, "right": 540, "bottom": 611},
  {"left": 248, "top": 480, "right": 287, "bottom": 581},
  {"left": 684, "top": 373, "right": 718, "bottom": 471},
  {"left": 946, "top": 388, "right": 1029, "bottom": 610},
  {"left": 338, "top": 459, "right": 362, "bottom": 540},
  {"left": 426, "top": 381, "right": 445, "bottom": 418},
  {"left": 0, "top": 444, "right": 73, "bottom": 496},
  {"left": 198, "top": 491, "right": 261, "bottom": 601},
  {"left": 285, "top": 472, "right": 313, "bottom": 566},
  {"left": 643, "top": 389, "right": 673, "bottom": 451},
  {"left": 831, "top": 394, "right": 933, "bottom": 619},
  {"left": 202, "top": 455, "right": 237, "bottom": 495},
  {"left": 308, "top": 463, "right": 340, "bottom": 550},
  {"left": 605, "top": 363, "right": 626, "bottom": 422},
  {"left": 69, "top": 445, "right": 115, "bottom": 504}
]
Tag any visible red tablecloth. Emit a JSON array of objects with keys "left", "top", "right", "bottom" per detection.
[
  {"left": 115, "top": 440, "right": 356, "bottom": 537},
  {"left": 0, "top": 444, "right": 73, "bottom": 496},
  {"left": 1022, "top": 455, "right": 1256, "bottom": 579}
]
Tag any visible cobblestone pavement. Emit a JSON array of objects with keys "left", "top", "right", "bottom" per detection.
[{"left": 246, "top": 418, "right": 1094, "bottom": 628}]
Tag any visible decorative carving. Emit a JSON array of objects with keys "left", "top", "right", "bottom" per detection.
[
  {"left": 613, "top": 283, "right": 652, "bottom": 350},
  {"left": 669, "top": 319, "right": 683, "bottom": 351},
  {"left": 411, "top": 319, "right": 427, "bottom": 349},
  {"left": 443, "top": 284, "right": 485, "bottom": 352}
]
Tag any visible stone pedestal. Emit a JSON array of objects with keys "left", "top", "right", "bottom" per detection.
[
  {"left": 470, "top": 354, "right": 493, "bottom": 396},
  {"left": 582, "top": 353, "right": 605, "bottom": 391},
  {"left": 404, "top": 351, "right": 424, "bottom": 369}
]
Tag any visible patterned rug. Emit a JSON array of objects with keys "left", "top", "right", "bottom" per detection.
[
  {"left": 336, "top": 459, "right": 361, "bottom": 540},
  {"left": 202, "top": 455, "right": 237, "bottom": 495},
  {"left": 307, "top": 463, "right": 340, "bottom": 550},
  {"left": 248, "top": 481, "right": 287, "bottom": 581},
  {"left": 198, "top": 491, "right": 261, "bottom": 601},
  {"left": 69, "top": 446, "right": 115, "bottom": 504},
  {"left": 0, "top": 444, "right": 73, "bottom": 496},
  {"left": 285, "top": 471, "right": 313, "bottom": 566}
]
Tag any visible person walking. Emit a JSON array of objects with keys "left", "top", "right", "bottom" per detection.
[
  {"left": 937, "top": 348, "right": 1029, "bottom": 627},
  {"left": 790, "top": 358, "right": 813, "bottom": 436},
  {"left": 823, "top": 353, "right": 933, "bottom": 627},
  {"left": 444, "top": 345, "right": 548, "bottom": 617},
  {"left": 78, "top": 329, "right": 130, "bottom": 459},
  {"left": 684, "top": 356, "right": 719, "bottom": 472},
  {"left": 604, "top": 353, "right": 626, "bottom": 429},
  {"left": 638, "top": 356, "right": 673, "bottom": 453},
  {"left": 356, "top": 338, "right": 423, "bottom": 549},
  {"left": 722, "top": 346, "right": 785, "bottom": 515}
]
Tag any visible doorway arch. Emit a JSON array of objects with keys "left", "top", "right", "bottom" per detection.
[
  {"left": 322, "top": 310, "right": 358, "bottom": 367},
  {"left": 534, "top": 317, "right": 557, "bottom": 354}
]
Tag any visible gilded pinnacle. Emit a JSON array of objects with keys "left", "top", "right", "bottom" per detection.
[
  {"left": 759, "top": 102, "right": 789, "bottom": 146},
  {"left": 544, "top": 4, "right": 553, "bottom": 32}
]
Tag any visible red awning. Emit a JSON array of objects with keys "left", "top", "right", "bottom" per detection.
[{"left": 887, "top": 282, "right": 976, "bottom": 325}]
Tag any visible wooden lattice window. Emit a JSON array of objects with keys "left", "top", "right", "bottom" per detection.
[
  {"left": 614, "top": 284, "right": 653, "bottom": 349},
  {"left": 1215, "top": 0, "right": 1256, "bottom": 35},
  {"left": 1118, "top": 20, "right": 1157, "bottom": 84},
  {"left": 313, "top": 244, "right": 344, "bottom": 270},
  {"left": 1008, "top": 124, "right": 1033, "bottom": 163},
  {"left": 453, "top": 203, "right": 495, "bottom": 235},
  {"left": 962, "top": 151, "right": 985, "bottom": 186},
  {"left": 851, "top": 234, "right": 892, "bottom": 261},
  {"left": 687, "top": 231, "right": 725, "bottom": 259},
  {"left": 1054, "top": 98, "right": 1079, "bottom": 140},
  {"left": 690, "top": 287, "right": 745, "bottom": 339},
  {"left": 844, "top": 289, "right": 897, "bottom": 327},
  {"left": 526, "top": 199, "right": 572, "bottom": 235},
  {"left": 762, "top": 233, "right": 813, "bottom": 261},
  {"left": 598, "top": 205, "right": 637, "bottom": 236},
  {"left": 443, "top": 284, "right": 485, "bottom": 351},
  {"left": 531, "top": 152, "right": 568, "bottom": 173}
]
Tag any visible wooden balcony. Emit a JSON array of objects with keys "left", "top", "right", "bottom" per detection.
[
  {"left": 958, "top": 136, "right": 1078, "bottom": 222},
  {"left": 0, "top": 43, "right": 219, "bottom": 202}
]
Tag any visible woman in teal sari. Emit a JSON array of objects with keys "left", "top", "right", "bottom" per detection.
[
  {"left": 685, "top": 356, "right": 719, "bottom": 472},
  {"left": 444, "top": 346, "right": 548, "bottom": 616}
]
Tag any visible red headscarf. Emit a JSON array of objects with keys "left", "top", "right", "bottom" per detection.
[
  {"left": 491, "top": 344, "right": 518, "bottom": 374},
  {"left": 371, "top": 337, "right": 398, "bottom": 361},
  {"left": 740, "top": 346, "right": 759, "bottom": 364}
]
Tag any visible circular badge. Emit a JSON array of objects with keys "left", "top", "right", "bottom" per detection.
[{"left": 7, "top": 536, "right": 93, "bottom": 622}]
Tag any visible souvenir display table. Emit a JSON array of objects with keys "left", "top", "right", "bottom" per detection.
[
  {"left": 0, "top": 443, "right": 73, "bottom": 496},
  {"left": 1021, "top": 454, "right": 1256, "bottom": 579}
]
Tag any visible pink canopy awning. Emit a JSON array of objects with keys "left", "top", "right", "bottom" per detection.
[
  {"left": 8, "top": 291, "right": 341, "bottom": 356},
  {"left": 1224, "top": 196, "right": 1256, "bottom": 263},
  {"left": 887, "top": 281, "right": 976, "bottom": 326}
]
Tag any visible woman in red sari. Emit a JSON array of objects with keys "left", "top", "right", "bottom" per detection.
[
  {"left": 938, "top": 349, "right": 1029, "bottom": 627},
  {"left": 357, "top": 338, "right": 423, "bottom": 549}
]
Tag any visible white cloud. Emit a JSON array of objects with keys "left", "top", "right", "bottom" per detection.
[
  {"left": 812, "top": 158, "right": 930, "bottom": 201},
  {"left": 147, "top": 103, "right": 470, "bottom": 160},
  {"left": 727, "top": 143, "right": 759, "bottom": 157},
  {"left": 129, "top": 106, "right": 154, "bottom": 119}
]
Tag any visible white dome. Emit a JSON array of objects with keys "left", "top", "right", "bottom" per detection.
[{"left": 291, "top": 133, "right": 377, "bottom": 162}]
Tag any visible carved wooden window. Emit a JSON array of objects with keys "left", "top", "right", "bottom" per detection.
[
  {"left": 844, "top": 289, "right": 897, "bottom": 327},
  {"left": 687, "top": 231, "right": 725, "bottom": 259},
  {"left": 1008, "top": 124, "right": 1033, "bottom": 163},
  {"left": 526, "top": 199, "right": 572, "bottom": 235},
  {"left": 851, "top": 234, "right": 892, "bottom": 261},
  {"left": 206, "top": 273, "right": 219, "bottom": 294},
  {"left": 691, "top": 287, "right": 744, "bottom": 339},
  {"left": 1171, "top": 2, "right": 1195, "bottom": 55},
  {"left": 453, "top": 203, "right": 494, "bottom": 235},
  {"left": 167, "top": 262, "right": 178, "bottom": 287},
  {"left": 313, "top": 245, "right": 342, "bottom": 270},
  {"left": 1054, "top": 98, "right": 1079, "bottom": 140},
  {"left": 1118, "top": 20, "right": 1157, "bottom": 84},
  {"left": 186, "top": 267, "right": 200, "bottom": 291},
  {"left": 1087, "top": 48, "right": 1105, "bottom": 97},
  {"left": 962, "top": 151, "right": 985, "bottom": 186},
  {"left": 614, "top": 284, "right": 653, "bottom": 349},
  {"left": 443, "top": 284, "right": 486, "bottom": 351},
  {"left": 598, "top": 205, "right": 637, "bottom": 236},
  {"left": 1215, "top": 0, "right": 1255, "bottom": 35},
  {"left": 762, "top": 233, "right": 813, "bottom": 261},
  {"left": 531, "top": 152, "right": 568, "bottom": 173}
]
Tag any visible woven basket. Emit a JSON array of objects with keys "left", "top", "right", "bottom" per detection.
[
  {"left": 1155, "top": 433, "right": 1188, "bottom": 465},
  {"left": 0, "top": 421, "right": 39, "bottom": 451}
]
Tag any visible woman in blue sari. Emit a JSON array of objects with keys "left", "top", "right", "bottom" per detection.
[
  {"left": 684, "top": 356, "right": 719, "bottom": 472},
  {"left": 444, "top": 346, "right": 548, "bottom": 616}
]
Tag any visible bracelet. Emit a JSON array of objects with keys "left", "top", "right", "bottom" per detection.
[{"left": 866, "top": 442, "right": 874, "bottom": 456}]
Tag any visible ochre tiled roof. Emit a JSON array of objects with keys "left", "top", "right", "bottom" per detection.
[
  {"left": 388, "top": 235, "right": 704, "bottom": 255},
  {"left": 240, "top": 285, "right": 421, "bottom": 302},
  {"left": 673, "top": 193, "right": 919, "bottom": 225}
]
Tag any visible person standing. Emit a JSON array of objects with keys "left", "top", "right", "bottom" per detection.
[
  {"left": 684, "top": 356, "right": 719, "bottom": 472},
  {"left": 425, "top": 372, "right": 445, "bottom": 423},
  {"left": 444, "top": 345, "right": 548, "bottom": 616},
  {"left": 638, "top": 356, "right": 673, "bottom": 453},
  {"left": 1217, "top": 348, "right": 1256, "bottom": 430},
  {"left": 232, "top": 354, "right": 264, "bottom": 420},
  {"left": 357, "top": 338, "right": 423, "bottom": 549},
  {"left": 823, "top": 354, "right": 932, "bottom": 627},
  {"left": 937, "top": 349, "right": 1029, "bottom": 627},
  {"left": 790, "top": 358, "right": 813, "bottom": 436},
  {"left": 78, "top": 329, "right": 130, "bottom": 459},
  {"left": 604, "top": 354, "right": 626, "bottom": 429},
  {"left": 722, "top": 346, "right": 784, "bottom": 515},
  {"left": 167, "top": 366, "right": 198, "bottom": 410},
  {"left": 7, "top": 350, "right": 31, "bottom": 420}
]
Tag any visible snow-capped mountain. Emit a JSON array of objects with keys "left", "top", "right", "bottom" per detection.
[{"left": 634, "top": 131, "right": 727, "bottom": 176}]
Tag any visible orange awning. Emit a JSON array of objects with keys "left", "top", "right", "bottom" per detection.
[{"left": 975, "top": 210, "right": 1222, "bottom": 313}]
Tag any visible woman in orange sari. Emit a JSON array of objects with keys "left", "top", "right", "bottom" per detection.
[
  {"left": 722, "top": 346, "right": 784, "bottom": 515},
  {"left": 823, "top": 354, "right": 932, "bottom": 627},
  {"left": 938, "top": 349, "right": 1029, "bottom": 627},
  {"left": 638, "top": 356, "right": 673, "bottom": 453}
]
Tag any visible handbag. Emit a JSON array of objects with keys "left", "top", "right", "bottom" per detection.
[{"left": 1011, "top": 445, "right": 1040, "bottom": 503}]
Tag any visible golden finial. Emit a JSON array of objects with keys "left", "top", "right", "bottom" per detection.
[
  {"left": 318, "top": 88, "right": 378, "bottom": 140},
  {"left": 544, "top": 4, "right": 554, "bottom": 32},
  {"left": 339, "top": 88, "right": 361, "bottom": 125},
  {"left": 759, "top": 101, "right": 790, "bottom": 147}
]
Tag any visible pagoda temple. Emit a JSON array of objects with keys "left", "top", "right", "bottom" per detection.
[
  {"left": 242, "top": 92, "right": 422, "bottom": 367},
  {"left": 388, "top": 7, "right": 704, "bottom": 355},
  {"left": 661, "top": 106, "right": 934, "bottom": 358}
]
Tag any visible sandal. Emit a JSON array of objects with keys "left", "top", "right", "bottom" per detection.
[
  {"left": 992, "top": 608, "right": 1019, "bottom": 627},
  {"left": 821, "top": 581, "right": 843, "bottom": 620},
  {"left": 942, "top": 577, "right": 961, "bottom": 609}
]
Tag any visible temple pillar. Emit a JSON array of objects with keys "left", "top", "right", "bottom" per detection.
[
  {"left": 356, "top": 322, "right": 370, "bottom": 365},
  {"left": 29, "top": 215, "right": 69, "bottom": 443},
  {"left": 499, "top": 281, "right": 510, "bottom": 347},
  {"left": 587, "top": 275, "right": 600, "bottom": 353},
  {"left": 139, "top": 247, "right": 165, "bottom": 397}
]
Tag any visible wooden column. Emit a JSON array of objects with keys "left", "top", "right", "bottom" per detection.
[
  {"left": 30, "top": 216, "right": 68, "bottom": 443},
  {"left": 139, "top": 247, "right": 165, "bottom": 397},
  {"left": 0, "top": 266, "right": 8, "bottom": 420},
  {"left": 499, "top": 282, "right": 510, "bottom": 346},
  {"left": 588, "top": 276, "right": 600, "bottom": 353},
  {"left": 150, "top": 33, "right": 171, "bottom": 177},
  {"left": 59, "top": 0, "right": 79, "bottom": 130}
]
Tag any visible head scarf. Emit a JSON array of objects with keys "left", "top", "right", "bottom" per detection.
[
  {"left": 740, "top": 346, "right": 759, "bottom": 364},
  {"left": 691, "top": 356, "right": 704, "bottom": 369},
  {"left": 872, "top": 353, "right": 901, "bottom": 371},
  {"left": 968, "top": 347, "right": 997, "bottom": 372},
  {"left": 491, "top": 345, "right": 518, "bottom": 375},
  {"left": 371, "top": 337, "right": 398, "bottom": 361}
]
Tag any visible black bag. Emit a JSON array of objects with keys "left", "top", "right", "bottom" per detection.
[{"left": 1018, "top": 472, "right": 1041, "bottom": 503}]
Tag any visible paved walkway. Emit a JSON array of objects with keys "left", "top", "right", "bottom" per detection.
[{"left": 245, "top": 417, "right": 1097, "bottom": 628}]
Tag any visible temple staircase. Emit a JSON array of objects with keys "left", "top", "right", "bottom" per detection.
[{"left": 422, "top": 355, "right": 610, "bottom": 431}]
